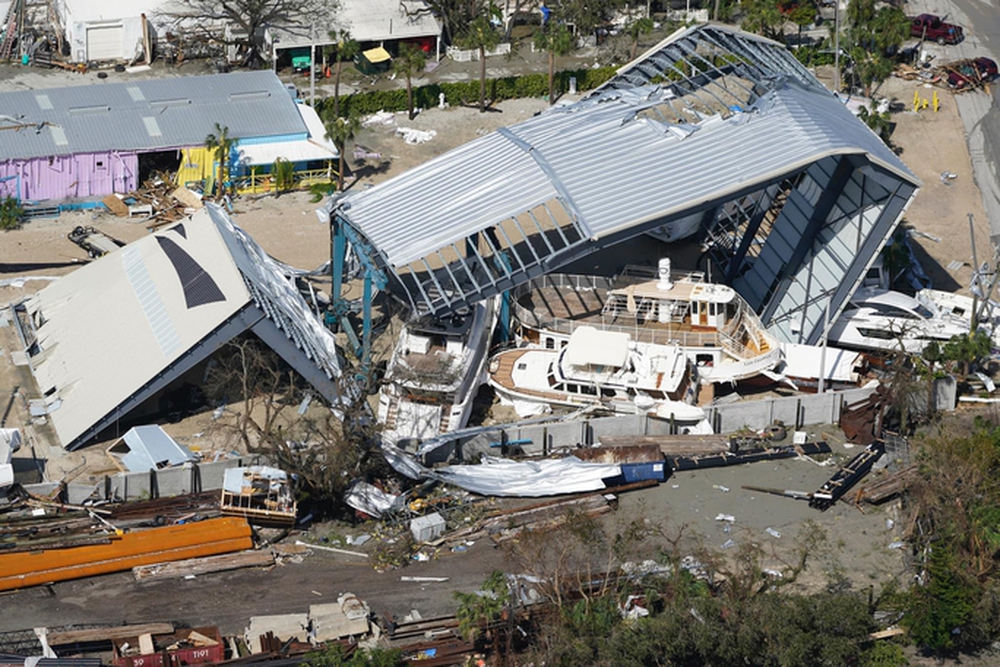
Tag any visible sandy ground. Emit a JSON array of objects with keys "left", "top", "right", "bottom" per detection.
[{"left": 0, "top": 55, "right": 996, "bottom": 640}]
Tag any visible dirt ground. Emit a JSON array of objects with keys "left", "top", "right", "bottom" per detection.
[{"left": 1, "top": 57, "right": 998, "bottom": 645}]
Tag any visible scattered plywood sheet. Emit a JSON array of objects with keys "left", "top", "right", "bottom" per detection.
[
  {"left": 310, "top": 596, "right": 370, "bottom": 643},
  {"left": 172, "top": 187, "right": 204, "bottom": 209},
  {"left": 245, "top": 614, "right": 308, "bottom": 654},
  {"left": 133, "top": 549, "right": 273, "bottom": 581},
  {"left": 102, "top": 194, "right": 129, "bottom": 217}
]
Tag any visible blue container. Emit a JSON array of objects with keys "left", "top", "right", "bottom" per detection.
[{"left": 620, "top": 461, "right": 666, "bottom": 483}]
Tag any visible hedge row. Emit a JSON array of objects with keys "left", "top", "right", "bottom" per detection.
[{"left": 316, "top": 66, "right": 617, "bottom": 118}]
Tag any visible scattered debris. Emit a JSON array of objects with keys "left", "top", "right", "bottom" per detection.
[
  {"left": 67, "top": 225, "right": 126, "bottom": 258},
  {"left": 810, "top": 442, "right": 885, "bottom": 511},
  {"left": 220, "top": 466, "right": 297, "bottom": 526},
  {"left": 852, "top": 465, "right": 919, "bottom": 505},
  {"left": 133, "top": 549, "right": 274, "bottom": 582}
]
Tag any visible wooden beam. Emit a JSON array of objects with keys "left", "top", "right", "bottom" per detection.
[{"left": 48, "top": 623, "right": 175, "bottom": 646}]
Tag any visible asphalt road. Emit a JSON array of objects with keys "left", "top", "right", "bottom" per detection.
[
  {"left": 0, "top": 539, "right": 508, "bottom": 636},
  {"left": 942, "top": 0, "right": 1000, "bottom": 242}
]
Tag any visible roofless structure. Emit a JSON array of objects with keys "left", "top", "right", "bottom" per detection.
[{"left": 327, "top": 24, "right": 920, "bottom": 348}]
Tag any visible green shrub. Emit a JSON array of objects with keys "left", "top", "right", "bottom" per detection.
[
  {"left": 321, "top": 67, "right": 617, "bottom": 118},
  {"left": 0, "top": 195, "right": 23, "bottom": 230}
]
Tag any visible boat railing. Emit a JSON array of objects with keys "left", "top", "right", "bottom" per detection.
[{"left": 512, "top": 299, "right": 720, "bottom": 348}]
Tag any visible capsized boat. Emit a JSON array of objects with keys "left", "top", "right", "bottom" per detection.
[
  {"left": 512, "top": 259, "right": 781, "bottom": 384},
  {"left": 378, "top": 297, "right": 497, "bottom": 445},
  {"left": 487, "top": 325, "right": 702, "bottom": 420}
]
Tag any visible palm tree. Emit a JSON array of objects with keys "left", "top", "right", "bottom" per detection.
[
  {"left": 625, "top": 16, "right": 654, "bottom": 60},
  {"left": 392, "top": 43, "right": 427, "bottom": 120},
  {"left": 533, "top": 22, "right": 575, "bottom": 106},
  {"left": 458, "top": 16, "right": 501, "bottom": 113},
  {"left": 204, "top": 123, "right": 233, "bottom": 198},
  {"left": 327, "top": 29, "right": 359, "bottom": 118},
  {"left": 323, "top": 110, "right": 361, "bottom": 191}
]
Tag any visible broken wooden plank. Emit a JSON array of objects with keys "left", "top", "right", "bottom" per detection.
[
  {"left": 132, "top": 548, "right": 273, "bottom": 582},
  {"left": 48, "top": 623, "right": 174, "bottom": 646},
  {"left": 101, "top": 195, "right": 129, "bottom": 217}
]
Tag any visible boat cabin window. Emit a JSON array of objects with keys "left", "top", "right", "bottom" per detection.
[
  {"left": 560, "top": 340, "right": 568, "bottom": 348},
  {"left": 858, "top": 327, "right": 896, "bottom": 340},
  {"left": 696, "top": 353, "right": 714, "bottom": 367},
  {"left": 517, "top": 362, "right": 528, "bottom": 370},
  {"left": 580, "top": 385, "right": 597, "bottom": 396},
  {"left": 545, "top": 337, "right": 555, "bottom": 349},
  {"left": 566, "top": 383, "right": 579, "bottom": 394},
  {"left": 601, "top": 388, "right": 615, "bottom": 398},
  {"left": 914, "top": 304, "right": 935, "bottom": 319},
  {"left": 547, "top": 373, "right": 557, "bottom": 387}
]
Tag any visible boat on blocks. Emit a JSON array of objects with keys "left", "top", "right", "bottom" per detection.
[
  {"left": 378, "top": 297, "right": 497, "bottom": 445},
  {"left": 511, "top": 259, "right": 782, "bottom": 385},
  {"left": 487, "top": 324, "right": 703, "bottom": 420}
]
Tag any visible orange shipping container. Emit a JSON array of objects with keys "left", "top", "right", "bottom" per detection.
[{"left": 0, "top": 517, "right": 253, "bottom": 592}]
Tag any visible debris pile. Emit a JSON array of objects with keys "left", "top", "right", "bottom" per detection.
[{"left": 102, "top": 175, "right": 203, "bottom": 229}]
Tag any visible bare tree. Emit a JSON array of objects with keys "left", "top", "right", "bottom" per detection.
[{"left": 158, "top": 0, "right": 339, "bottom": 68}]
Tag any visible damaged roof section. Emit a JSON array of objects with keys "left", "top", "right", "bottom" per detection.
[
  {"left": 12, "top": 205, "right": 344, "bottom": 451},
  {"left": 331, "top": 23, "right": 919, "bottom": 340}
]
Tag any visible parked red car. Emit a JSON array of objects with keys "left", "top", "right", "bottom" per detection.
[
  {"left": 947, "top": 57, "right": 999, "bottom": 89},
  {"left": 910, "top": 14, "right": 964, "bottom": 45}
]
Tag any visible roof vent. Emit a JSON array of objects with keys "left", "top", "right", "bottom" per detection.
[
  {"left": 68, "top": 105, "right": 110, "bottom": 115},
  {"left": 150, "top": 98, "right": 192, "bottom": 108},
  {"left": 230, "top": 91, "right": 270, "bottom": 101}
]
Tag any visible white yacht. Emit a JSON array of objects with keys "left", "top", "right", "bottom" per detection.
[
  {"left": 827, "top": 287, "right": 969, "bottom": 354},
  {"left": 511, "top": 259, "right": 781, "bottom": 384},
  {"left": 487, "top": 325, "right": 703, "bottom": 420},
  {"left": 378, "top": 298, "right": 497, "bottom": 445}
]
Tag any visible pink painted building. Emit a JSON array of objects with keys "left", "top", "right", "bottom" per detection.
[{"left": 0, "top": 71, "right": 308, "bottom": 204}]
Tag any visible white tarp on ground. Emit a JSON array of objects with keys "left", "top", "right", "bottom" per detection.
[
  {"left": 432, "top": 455, "right": 621, "bottom": 497},
  {"left": 344, "top": 481, "right": 399, "bottom": 517}
]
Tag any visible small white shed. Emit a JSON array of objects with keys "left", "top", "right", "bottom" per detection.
[{"left": 61, "top": 0, "right": 155, "bottom": 63}]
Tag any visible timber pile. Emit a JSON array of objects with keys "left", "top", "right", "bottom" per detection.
[
  {"left": 102, "top": 174, "right": 203, "bottom": 229},
  {"left": 853, "top": 464, "right": 919, "bottom": 505},
  {"left": 598, "top": 434, "right": 730, "bottom": 456},
  {"left": 133, "top": 548, "right": 273, "bottom": 581},
  {"left": 0, "top": 491, "right": 223, "bottom": 553},
  {"left": 47, "top": 623, "right": 175, "bottom": 647},
  {"left": 426, "top": 488, "right": 637, "bottom": 548}
]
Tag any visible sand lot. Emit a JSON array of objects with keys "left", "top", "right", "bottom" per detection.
[{"left": 0, "top": 61, "right": 996, "bottom": 636}]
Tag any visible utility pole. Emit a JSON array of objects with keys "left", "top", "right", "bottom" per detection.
[
  {"left": 833, "top": 0, "right": 840, "bottom": 93},
  {"left": 309, "top": 23, "right": 316, "bottom": 106}
]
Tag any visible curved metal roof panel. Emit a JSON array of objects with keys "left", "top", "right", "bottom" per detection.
[
  {"left": 341, "top": 132, "right": 557, "bottom": 267},
  {"left": 340, "top": 78, "right": 917, "bottom": 270}
]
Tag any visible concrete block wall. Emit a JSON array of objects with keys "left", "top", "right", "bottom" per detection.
[{"left": 462, "top": 386, "right": 880, "bottom": 459}]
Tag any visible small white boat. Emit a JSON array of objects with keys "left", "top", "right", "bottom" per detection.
[
  {"left": 487, "top": 325, "right": 702, "bottom": 419},
  {"left": 378, "top": 297, "right": 497, "bottom": 445},
  {"left": 828, "top": 287, "right": 969, "bottom": 354}
]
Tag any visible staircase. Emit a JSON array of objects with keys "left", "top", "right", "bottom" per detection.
[{"left": 0, "top": 0, "right": 19, "bottom": 61}]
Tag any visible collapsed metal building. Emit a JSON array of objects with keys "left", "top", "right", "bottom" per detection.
[{"left": 327, "top": 24, "right": 920, "bottom": 346}]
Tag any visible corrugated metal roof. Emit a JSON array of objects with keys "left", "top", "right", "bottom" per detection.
[
  {"left": 22, "top": 204, "right": 342, "bottom": 449},
  {"left": 235, "top": 103, "right": 338, "bottom": 167},
  {"left": 332, "top": 23, "right": 920, "bottom": 326},
  {"left": 340, "top": 79, "right": 915, "bottom": 270},
  {"left": 114, "top": 425, "right": 196, "bottom": 472},
  {"left": 0, "top": 71, "right": 306, "bottom": 160}
]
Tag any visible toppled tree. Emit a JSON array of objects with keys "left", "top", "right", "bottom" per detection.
[
  {"left": 157, "top": 0, "right": 339, "bottom": 68},
  {"left": 203, "top": 335, "right": 383, "bottom": 519}
]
